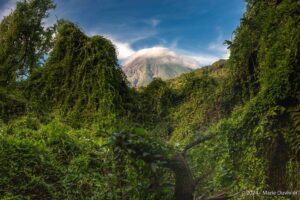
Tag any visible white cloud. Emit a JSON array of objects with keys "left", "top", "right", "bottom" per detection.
[
  {"left": 124, "top": 47, "right": 174, "bottom": 65},
  {"left": 88, "top": 31, "right": 136, "bottom": 60},
  {"left": 145, "top": 18, "right": 160, "bottom": 27},
  {"left": 188, "top": 54, "right": 220, "bottom": 66},
  {"left": 208, "top": 29, "right": 231, "bottom": 59},
  {"left": 111, "top": 39, "right": 136, "bottom": 60},
  {"left": 118, "top": 45, "right": 222, "bottom": 68},
  {"left": 150, "top": 19, "right": 160, "bottom": 27},
  {"left": 123, "top": 46, "right": 223, "bottom": 68},
  {"left": 209, "top": 41, "right": 230, "bottom": 59},
  {"left": 170, "top": 48, "right": 221, "bottom": 67},
  {"left": 0, "top": 0, "right": 17, "bottom": 20},
  {"left": 124, "top": 46, "right": 200, "bottom": 69},
  {"left": 126, "top": 31, "right": 230, "bottom": 67}
]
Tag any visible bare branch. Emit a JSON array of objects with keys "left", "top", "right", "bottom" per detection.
[{"left": 182, "top": 134, "right": 215, "bottom": 155}]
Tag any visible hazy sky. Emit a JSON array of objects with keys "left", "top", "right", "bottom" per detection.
[{"left": 0, "top": 0, "right": 246, "bottom": 65}]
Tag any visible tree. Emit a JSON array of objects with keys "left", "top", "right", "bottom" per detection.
[
  {"left": 0, "top": 0, "right": 55, "bottom": 121},
  {"left": 27, "top": 20, "right": 129, "bottom": 127},
  {"left": 110, "top": 131, "right": 224, "bottom": 200},
  {"left": 0, "top": 0, "right": 55, "bottom": 87}
]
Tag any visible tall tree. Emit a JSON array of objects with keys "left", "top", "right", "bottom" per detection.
[
  {"left": 27, "top": 21, "right": 129, "bottom": 127},
  {"left": 0, "top": 0, "right": 55, "bottom": 87},
  {"left": 0, "top": 0, "right": 55, "bottom": 121}
]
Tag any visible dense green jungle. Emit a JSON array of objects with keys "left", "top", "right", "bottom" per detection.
[{"left": 0, "top": 0, "right": 299, "bottom": 199}]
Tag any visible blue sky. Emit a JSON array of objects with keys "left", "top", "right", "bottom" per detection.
[{"left": 0, "top": 0, "right": 246, "bottom": 66}]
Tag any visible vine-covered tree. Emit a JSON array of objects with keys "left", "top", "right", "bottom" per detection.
[
  {"left": 27, "top": 20, "right": 129, "bottom": 127},
  {"left": 0, "top": 0, "right": 299, "bottom": 199}
]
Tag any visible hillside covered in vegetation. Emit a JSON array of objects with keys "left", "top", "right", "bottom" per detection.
[{"left": 0, "top": 0, "right": 299, "bottom": 199}]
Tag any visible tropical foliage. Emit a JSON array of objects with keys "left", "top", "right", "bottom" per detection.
[{"left": 0, "top": 0, "right": 299, "bottom": 199}]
